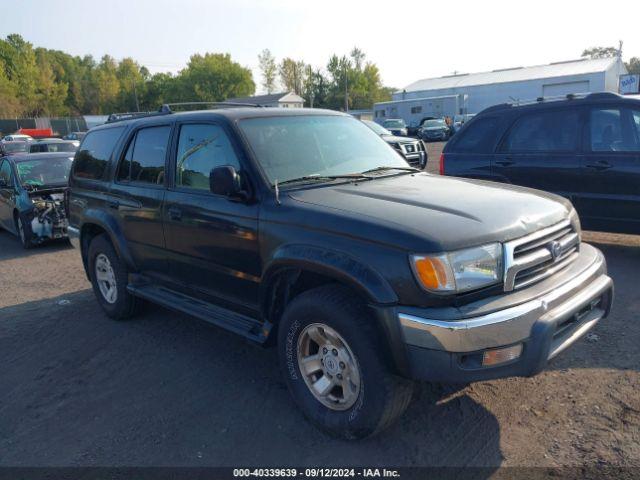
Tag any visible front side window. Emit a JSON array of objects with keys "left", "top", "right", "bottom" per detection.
[
  {"left": 239, "top": 115, "right": 408, "bottom": 184},
  {"left": 502, "top": 109, "right": 580, "bottom": 153},
  {"left": 175, "top": 124, "right": 241, "bottom": 191},
  {"left": 117, "top": 126, "right": 170, "bottom": 185},
  {"left": 0, "top": 160, "right": 13, "bottom": 186},
  {"left": 73, "top": 127, "right": 124, "bottom": 180},
  {"left": 590, "top": 108, "right": 640, "bottom": 152}
]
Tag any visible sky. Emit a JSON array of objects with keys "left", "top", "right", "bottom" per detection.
[{"left": 3, "top": 0, "right": 640, "bottom": 93}]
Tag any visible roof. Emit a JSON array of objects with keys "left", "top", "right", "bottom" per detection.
[
  {"left": 92, "top": 107, "right": 346, "bottom": 131},
  {"left": 10, "top": 152, "right": 75, "bottom": 162},
  {"left": 226, "top": 92, "right": 304, "bottom": 104},
  {"left": 402, "top": 57, "right": 622, "bottom": 93}
]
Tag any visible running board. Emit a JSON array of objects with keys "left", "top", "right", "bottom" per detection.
[{"left": 127, "top": 284, "right": 267, "bottom": 343}]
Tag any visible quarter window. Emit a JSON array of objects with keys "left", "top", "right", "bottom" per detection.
[
  {"left": 451, "top": 117, "right": 500, "bottom": 153},
  {"left": 72, "top": 127, "right": 124, "bottom": 180},
  {"left": 175, "top": 124, "right": 241, "bottom": 191},
  {"left": 502, "top": 110, "right": 580, "bottom": 153},
  {"left": 117, "top": 126, "right": 170, "bottom": 185}
]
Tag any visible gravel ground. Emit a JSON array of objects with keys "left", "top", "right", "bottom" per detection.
[{"left": 0, "top": 171, "right": 638, "bottom": 469}]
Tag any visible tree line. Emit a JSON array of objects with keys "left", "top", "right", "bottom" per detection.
[
  {"left": 0, "top": 34, "right": 256, "bottom": 117},
  {"left": 257, "top": 47, "right": 392, "bottom": 110},
  {"left": 0, "top": 34, "right": 392, "bottom": 118}
]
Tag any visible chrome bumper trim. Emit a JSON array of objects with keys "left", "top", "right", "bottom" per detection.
[
  {"left": 68, "top": 225, "right": 80, "bottom": 249},
  {"left": 399, "top": 246, "right": 611, "bottom": 353}
]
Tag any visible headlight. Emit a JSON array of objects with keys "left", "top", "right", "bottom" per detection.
[{"left": 410, "top": 243, "right": 503, "bottom": 293}]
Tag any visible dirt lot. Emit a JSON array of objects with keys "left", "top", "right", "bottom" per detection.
[{"left": 0, "top": 168, "right": 639, "bottom": 469}]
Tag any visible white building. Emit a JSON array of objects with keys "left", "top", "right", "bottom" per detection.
[
  {"left": 374, "top": 57, "right": 627, "bottom": 126},
  {"left": 226, "top": 91, "right": 305, "bottom": 108}
]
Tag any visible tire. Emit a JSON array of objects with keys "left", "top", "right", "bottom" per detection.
[
  {"left": 87, "top": 234, "right": 138, "bottom": 320},
  {"left": 15, "top": 213, "right": 33, "bottom": 249},
  {"left": 278, "top": 285, "right": 414, "bottom": 440}
]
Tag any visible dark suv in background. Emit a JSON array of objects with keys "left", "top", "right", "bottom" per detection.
[
  {"left": 442, "top": 92, "right": 640, "bottom": 234},
  {"left": 68, "top": 106, "right": 612, "bottom": 439}
]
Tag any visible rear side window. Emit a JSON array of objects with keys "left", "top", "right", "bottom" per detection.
[
  {"left": 72, "top": 127, "right": 124, "bottom": 180},
  {"left": 501, "top": 109, "right": 580, "bottom": 153},
  {"left": 117, "top": 126, "right": 171, "bottom": 185},
  {"left": 450, "top": 116, "right": 500, "bottom": 153}
]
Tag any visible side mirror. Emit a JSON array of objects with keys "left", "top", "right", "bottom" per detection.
[
  {"left": 209, "top": 165, "right": 242, "bottom": 198},
  {"left": 0, "top": 178, "right": 8, "bottom": 188}
]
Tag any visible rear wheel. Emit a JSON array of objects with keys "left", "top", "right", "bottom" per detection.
[
  {"left": 278, "top": 285, "right": 414, "bottom": 440},
  {"left": 88, "top": 234, "right": 139, "bottom": 320}
]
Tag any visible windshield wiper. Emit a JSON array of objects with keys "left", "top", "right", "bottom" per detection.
[
  {"left": 276, "top": 173, "right": 367, "bottom": 187},
  {"left": 360, "top": 166, "right": 420, "bottom": 175}
]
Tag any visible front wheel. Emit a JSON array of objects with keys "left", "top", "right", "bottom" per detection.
[
  {"left": 278, "top": 285, "right": 413, "bottom": 440},
  {"left": 16, "top": 214, "right": 33, "bottom": 249}
]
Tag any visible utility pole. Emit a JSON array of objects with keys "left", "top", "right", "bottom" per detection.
[
  {"left": 618, "top": 40, "right": 623, "bottom": 58},
  {"left": 132, "top": 80, "right": 140, "bottom": 112},
  {"left": 344, "top": 63, "right": 348, "bottom": 112}
]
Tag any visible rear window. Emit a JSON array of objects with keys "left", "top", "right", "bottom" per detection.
[
  {"left": 501, "top": 109, "right": 580, "bottom": 153},
  {"left": 450, "top": 116, "right": 501, "bottom": 153},
  {"left": 72, "top": 127, "right": 124, "bottom": 180}
]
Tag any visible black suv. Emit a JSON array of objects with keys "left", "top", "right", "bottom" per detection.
[
  {"left": 442, "top": 92, "right": 640, "bottom": 234},
  {"left": 68, "top": 106, "right": 613, "bottom": 439}
]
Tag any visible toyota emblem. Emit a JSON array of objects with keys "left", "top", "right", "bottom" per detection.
[{"left": 548, "top": 241, "right": 562, "bottom": 261}]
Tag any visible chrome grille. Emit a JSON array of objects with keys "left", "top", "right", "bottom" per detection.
[{"left": 503, "top": 220, "right": 580, "bottom": 291}]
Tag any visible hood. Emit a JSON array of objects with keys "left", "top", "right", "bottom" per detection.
[
  {"left": 423, "top": 126, "right": 447, "bottom": 131},
  {"left": 286, "top": 173, "right": 572, "bottom": 252},
  {"left": 381, "top": 134, "right": 416, "bottom": 143}
]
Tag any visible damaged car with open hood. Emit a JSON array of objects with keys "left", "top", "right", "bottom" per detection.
[{"left": 0, "top": 152, "right": 72, "bottom": 248}]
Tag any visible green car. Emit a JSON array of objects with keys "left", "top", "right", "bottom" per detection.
[{"left": 0, "top": 152, "right": 73, "bottom": 248}]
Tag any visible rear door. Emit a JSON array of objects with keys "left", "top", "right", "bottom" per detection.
[
  {"left": 578, "top": 105, "right": 640, "bottom": 233},
  {"left": 162, "top": 121, "right": 261, "bottom": 314},
  {"left": 493, "top": 107, "right": 583, "bottom": 202},
  {"left": 109, "top": 123, "right": 173, "bottom": 276}
]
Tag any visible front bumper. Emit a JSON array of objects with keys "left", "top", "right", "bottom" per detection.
[{"left": 397, "top": 243, "right": 613, "bottom": 382}]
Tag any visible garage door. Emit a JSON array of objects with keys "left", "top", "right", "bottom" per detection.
[{"left": 543, "top": 81, "right": 590, "bottom": 97}]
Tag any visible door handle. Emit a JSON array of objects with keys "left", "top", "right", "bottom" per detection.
[
  {"left": 108, "top": 200, "right": 119, "bottom": 210},
  {"left": 585, "top": 161, "right": 612, "bottom": 171},
  {"left": 168, "top": 207, "right": 182, "bottom": 220}
]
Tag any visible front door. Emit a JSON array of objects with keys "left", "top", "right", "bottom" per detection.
[
  {"left": 0, "top": 159, "right": 16, "bottom": 231},
  {"left": 163, "top": 122, "right": 261, "bottom": 315},
  {"left": 578, "top": 105, "right": 640, "bottom": 233},
  {"left": 109, "top": 123, "right": 172, "bottom": 276},
  {"left": 492, "top": 107, "right": 583, "bottom": 203}
]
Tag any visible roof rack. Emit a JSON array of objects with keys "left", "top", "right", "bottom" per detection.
[
  {"left": 479, "top": 92, "right": 622, "bottom": 115},
  {"left": 106, "top": 109, "right": 171, "bottom": 123},
  {"left": 160, "top": 101, "right": 265, "bottom": 111},
  {"left": 106, "top": 101, "right": 265, "bottom": 124}
]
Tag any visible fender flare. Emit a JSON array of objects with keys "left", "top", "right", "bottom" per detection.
[
  {"left": 79, "top": 208, "right": 136, "bottom": 271},
  {"left": 260, "top": 244, "right": 398, "bottom": 310}
]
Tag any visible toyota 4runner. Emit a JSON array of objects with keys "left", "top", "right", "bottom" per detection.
[{"left": 68, "top": 106, "right": 613, "bottom": 439}]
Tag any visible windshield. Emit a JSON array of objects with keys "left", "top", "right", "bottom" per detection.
[
  {"left": 2, "top": 142, "right": 28, "bottom": 153},
  {"left": 16, "top": 157, "right": 73, "bottom": 187},
  {"left": 383, "top": 119, "right": 405, "bottom": 128},
  {"left": 362, "top": 120, "right": 392, "bottom": 136},
  {"left": 423, "top": 119, "right": 446, "bottom": 128},
  {"left": 239, "top": 115, "right": 409, "bottom": 184}
]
